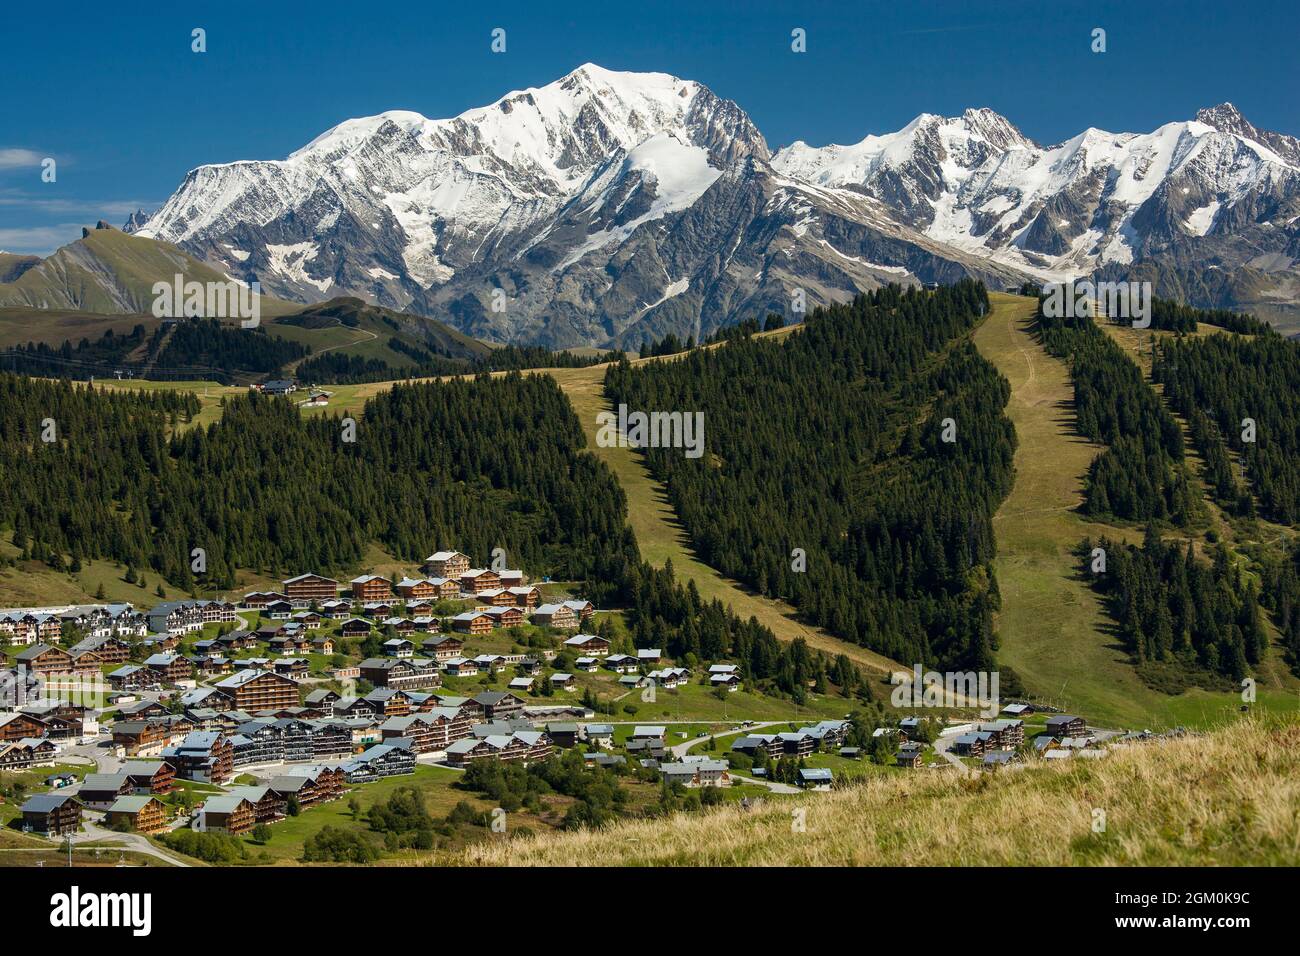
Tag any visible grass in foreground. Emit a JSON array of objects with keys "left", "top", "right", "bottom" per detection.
[{"left": 454, "top": 713, "right": 1300, "bottom": 866}]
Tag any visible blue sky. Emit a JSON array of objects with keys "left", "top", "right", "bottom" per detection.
[{"left": 2, "top": 0, "right": 1296, "bottom": 254}]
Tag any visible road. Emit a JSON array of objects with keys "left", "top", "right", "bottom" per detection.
[
  {"left": 664, "top": 721, "right": 803, "bottom": 794},
  {"left": 68, "top": 819, "right": 192, "bottom": 867}
]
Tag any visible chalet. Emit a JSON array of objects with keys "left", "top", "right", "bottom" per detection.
[
  {"left": 605, "top": 654, "right": 638, "bottom": 674},
  {"left": 105, "top": 664, "right": 157, "bottom": 695},
  {"left": 410, "top": 616, "right": 439, "bottom": 633},
  {"left": 585, "top": 724, "right": 615, "bottom": 748},
  {"left": 444, "top": 731, "right": 553, "bottom": 768},
  {"left": 710, "top": 672, "right": 741, "bottom": 692},
  {"left": 118, "top": 699, "right": 168, "bottom": 720},
  {"left": 120, "top": 759, "right": 176, "bottom": 796},
  {"left": 321, "top": 600, "right": 353, "bottom": 620},
  {"left": 660, "top": 759, "right": 730, "bottom": 788},
  {"left": 424, "top": 577, "right": 462, "bottom": 600},
  {"left": 0, "top": 711, "right": 51, "bottom": 743},
  {"left": 113, "top": 719, "right": 183, "bottom": 757},
  {"left": 78, "top": 773, "right": 134, "bottom": 809},
  {"left": 1001, "top": 702, "right": 1034, "bottom": 717},
  {"left": 241, "top": 591, "right": 290, "bottom": 610},
  {"left": 265, "top": 600, "right": 294, "bottom": 620},
  {"left": 618, "top": 674, "right": 649, "bottom": 690},
  {"left": 574, "top": 657, "right": 599, "bottom": 672},
  {"left": 21, "top": 792, "right": 83, "bottom": 836},
  {"left": 364, "top": 687, "right": 413, "bottom": 718},
  {"left": 508, "top": 676, "right": 536, "bottom": 693},
  {"left": 225, "top": 785, "right": 286, "bottom": 823},
  {"left": 483, "top": 606, "right": 525, "bottom": 629},
  {"left": 896, "top": 743, "right": 924, "bottom": 768},
  {"left": 305, "top": 689, "right": 341, "bottom": 715},
  {"left": 195, "top": 795, "right": 254, "bottom": 835},
  {"left": 954, "top": 732, "right": 995, "bottom": 757},
  {"left": 310, "top": 635, "right": 335, "bottom": 655},
  {"left": 459, "top": 568, "right": 500, "bottom": 593},
  {"left": 334, "top": 696, "right": 382, "bottom": 722},
  {"left": 451, "top": 611, "right": 493, "bottom": 635},
  {"left": 396, "top": 577, "right": 438, "bottom": 600},
  {"left": 475, "top": 588, "right": 516, "bottom": 607},
  {"left": 530, "top": 603, "right": 579, "bottom": 630},
  {"left": 982, "top": 750, "right": 1017, "bottom": 770},
  {"left": 145, "top": 652, "right": 193, "bottom": 683},
  {"left": 214, "top": 669, "right": 300, "bottom": 712},
  {"left": 162, "top": 731, "right": 235, "bottom": 784},
  {"left": 497, "top": 569, "right": 527, "bottom": 588},
  {"left": 648, "top": 666, "right": 691, "bottom": 688},
  {"left": 343, "top": 743, "right": 417, "bottom": 782},
  {"left": 506, "top": 585, "right": 540, "bottom": 607},
  {"left": 562, "top": 599, "right": 596, "bottom": 623},
  {"left": 421, "top": 635, "right": 464, "bottom": 661},
  {"left": 383, "top": 637, "right": 416, "bottom": 658},
  {"left": 14, "top": 644, "right": 75, "bottom": 676},
  {"left": 563, "top": 633, "right": 611, "bottom": 655},
  {"left": 282, "top": 573, "right": 339, "bottom": 605},
  {"left": 146, "top": 601, "right": 206, "bottom": 635},
  {"left": 266, "top": 769, "right": 339, "bottom": 807},
  {"left": 797, "top": 768, "right": 834, "bottom": 790},
  {"left": 340, "top": 617, "right": 373, "bottom": 638},
  {"left": 1046, "top": 715, "right": 1087, "bottom": 738},
  {"left": 977, "top": 719, "right": 1025, "bottom": 750},
  {"left": 472, "top": 691, "right": 526, "bottom": 721},
  {"left": 67, "top": 635, "right": 130, "bottom": 664},
  {"left": 549, "top": 672, "right": 576, "bottom": 691},
  {"left": 473, "top": 653, "right": 508, "bottom": 671},
  {"left": 359, "top": 657, "right": 442, "bottom": 691},
  {"left": 423, "top": 550, "right": 471, "bottom": 578},
  {"left": 632, "top": 725, "right": 667, "bottom": 742},
  {"left": 0, "top": 739, "right": 53, "bottom": 770},
  {"left": 291, "top": 611, "right": 322, "bottom": 630},
  {"left": 636, "top": 648, "right": 662, "bottom": 663},
  {"left": 350, "top": 575, "right": 394, "bottom": 602},
  {"left": 380, "top": 708, "right": 472, "bottom": 753},
  {"left": 274, "top": 658, "right": 310, "bottom": 679},
  {"left": 545, "top": 722, "right": 581, "bottom": 747},
  {"left": 262, "top": 379, "right": 297, "bottom": 396},
  {"left": 105, "top": 795, "right": 167, "bottom": 832}
]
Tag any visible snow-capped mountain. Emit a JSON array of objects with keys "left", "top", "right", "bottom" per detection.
[{"left": 132, "top": 66, "right": 1300, "bottom": 344}]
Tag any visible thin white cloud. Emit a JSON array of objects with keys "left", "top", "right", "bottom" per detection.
[
  {"left": 0, "top": 222, "right": 85, "bottom": 255},
  {"left": 0, "top": 148, "right": 47, "bottom": 170}
]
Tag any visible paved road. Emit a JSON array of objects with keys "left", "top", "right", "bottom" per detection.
[{"left": 69, "top": 820, "right": 191, "bottom": 867}]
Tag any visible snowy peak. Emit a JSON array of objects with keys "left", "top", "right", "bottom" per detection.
[
  {"left": 130, "top": 75, "right": 1300, "bottom": 345},
  {"left": 1195, "top": 102, "right": 1300, "bottom": 167}
]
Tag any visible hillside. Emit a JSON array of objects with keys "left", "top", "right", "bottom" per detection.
[
  {"left": 0, "top": 223, "right": 299, "bottom": 317},
  {"left": 455, "top": 714, "right": 1300, "bottom": 866}
]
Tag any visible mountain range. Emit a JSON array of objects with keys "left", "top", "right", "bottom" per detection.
[{"left": 17, "top": 64, "right": 1300, "bottom": 346}]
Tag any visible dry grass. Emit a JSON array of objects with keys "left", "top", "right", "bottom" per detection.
[{"left": 452, "top": 714, "right": 1300, "bottom": 866}]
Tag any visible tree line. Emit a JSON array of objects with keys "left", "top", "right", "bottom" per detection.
[
  {"left": 1080, "top": 527, "right": 1269, "bottom": 687},
  {"left": 1035, "top": 297, "right": 1196, "bottom": 524},
  {"left": 604, "top": 280, "right": 1015, "bottom": 672}
]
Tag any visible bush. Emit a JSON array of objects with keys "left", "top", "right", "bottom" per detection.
[
  {"left": 159, "top": 829, "right": 248, "bottom": 864},
  {"left": 301, "top": 825, "right": 380, "bottom": 863}
]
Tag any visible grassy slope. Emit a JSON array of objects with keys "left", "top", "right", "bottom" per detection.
[
  {"left": 973, "top": 294, "right": 1299, "bottom": 728},
  {"left": 0, "top": 228, "right": 298, "bottom": 318},
  {"left": 547, "top": 357, "right": 901, "bottom": 676},
  {"left": 454, "top": 714, "right": 1300, "bottom": 866}
]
